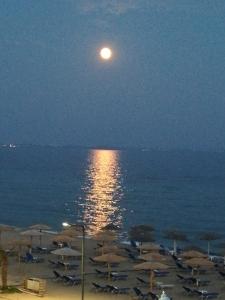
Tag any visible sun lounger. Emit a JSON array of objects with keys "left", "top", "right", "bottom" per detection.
[
  {"left": 175, "top": 261, "right": 189, "bottom": 271},
  {"left": 193, "top": 289, "right": 219, "bottom": 299},
  {"left": 218, "top": 270, "right": 225, "bottom": 278},
  {"left": 58, "top": 261, "right": 78, "bottom": 270},
  {"left": 155, "top": 281, "right": 174, "bottom": 290},
  {"left": 53, "top": 270, "right": 64, "bottom": 282},
  {"left": 149, "top": 291, "right": 159, "bottom": 300},
  {"left": 133, "top": 287, "right": 151, "bottom": 300},
  {"left": 92, "top": 282, "right": 108, "bottom": 292},
  {"left": 176, "top": 274, "right": 196, "bottom": 284},
  {"left": 153, "top": 269, "right": 170, "bottom": 277},
  {"left": 182, "top": 286, "right": 198, "bottom": 296},
  {"left": 63, "top": 275, "right": 81, "bottom": 286},
  {"left": 106, "top": 284, "right": 130, "bottom": 294},
  {"left": 110, "top": 272, "right": 128, "bottom": 281},
  {"left": 95, "top": 269, "right": 108, "bottom": 278},
  {"left": 136, "top": 277, "right": 148, "bottom": 286},
  {"left": 130, "top": 240, "right": 138, "bottom": 248},
  {"left": 48, "top": 259, "right": 60, "bottom": 268},
  {"left": 89, "top": 257, "right": 105, "bottom": 265}
]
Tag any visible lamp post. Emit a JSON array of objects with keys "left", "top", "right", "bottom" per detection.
[{"left": 62, "top": 222, "right": 85, "bottom": 300}]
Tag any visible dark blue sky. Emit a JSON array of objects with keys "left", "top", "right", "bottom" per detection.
[{"left": 1, "top": 0, "right": 225, "bottom": 150}]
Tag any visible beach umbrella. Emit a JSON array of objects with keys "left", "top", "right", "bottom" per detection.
[
  {"left": 52, "top": 235, "right": 76, "bottom": 248},
  {"left": 96, "top": 245, "right": 121, "bottom": 255},
  {"left": 199, "top": 232, "right": 222, "bottom": 256},
  {"left": 185, "top": 258, "right": 214, "bottom": 268},
  {"left": 60, "top": 228, "right": 81, "bottom": 238},
  {"left": 20, "top": 229, "right": 44, "bottom": 246},
  {"left": 134, "top": 261, "right": 169, "bottom": 291},
  {"left": 129, "top": 224, "right": 155, "bottom": 244},
  {"left": 180, "top": 250, "right": 208, "bottom": 259},
  {"left": 0, "top": 224, "right": 15, "bottom": 245},
  {"left": 29, "top": 224, "right": 51, "bottom": 231},
  {"left": 138, "top": 242, "right": 162, "bottom": 253},
  {"left": 94, "top": 253, "right": 127, "bottom": 280},
  {"left": 163, "top": 229, "right": 187, "bottom": 255},
  {"left": 93, "top": 231, "right": 117, "bottom": 246},
  {"left": 185, "top": 257, "right": 214, "bottom": 275},
  {"left": 138, "top": 253, "right": 167, "bottom": 261},
  {"left": 51, "top": 247, "right": 81, "bottom": 257}
]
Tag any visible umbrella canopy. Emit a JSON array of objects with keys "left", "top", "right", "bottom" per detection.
[
  {"left": 21, "top": 229, "right": 43, "bottom": 237},
  {"left": 20, "top": 229, "right": 44, "bottom": 246},
  {"left": 53, "top": 235, "right": 75, "bottom": 243},
  {"left": 60, "top": 228, "right": 81, "bottom": 237},
  {"left": 96, "top": 245, "right": 121, "bottom": 254},
  {"left": 51, "top": 247, "right": 81, "bottom": 257},
  {"left": 134, "top": 261, "right": 169, "bottom": 292},
  {"left": 93, "top": 253, "right": 127, "bottom": 280},
  {"left": 93, "top": 231, "right": 117, "bottom": 242},
  {"left": 180, "top": 250, "right": 207, "bottom": 259},
  {"left": 138, "top": 243, "right": 162, "bottom": 252},
  {"left": 29, "top": 224, "right": 51, "bottom": 231},
  {"left": 185, "top": 258, "right": 214, "bottom": 268},
  {"left": 138, "top": 253, "right": 167, "bottom": 261},
  {"left": 94, "top": 253, "right": 127, "bottom": 263}
]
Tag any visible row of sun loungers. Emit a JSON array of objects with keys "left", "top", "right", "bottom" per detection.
[
  {"left": 48, "top": 259, "right": 79, "bottom": 270},
  {"left": 53, "top": 271, "right": 81, "bottom": 285},
  {"left": 183, "top": 286, "right": 219, "bottom": 299}
]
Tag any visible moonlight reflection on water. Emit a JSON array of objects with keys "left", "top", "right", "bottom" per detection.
[{"left": 83, "top": 149, "right": 123, "bottom": 235}]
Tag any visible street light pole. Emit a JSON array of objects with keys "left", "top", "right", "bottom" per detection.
[{"left": 62, "top": 222, "right": 85, "bottom": 300}]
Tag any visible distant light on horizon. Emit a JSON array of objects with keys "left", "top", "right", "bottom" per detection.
[{"left": 100, "top": 47, "right": 112, "bottom": 60}]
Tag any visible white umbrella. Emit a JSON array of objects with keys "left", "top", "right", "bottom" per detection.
[{"left": 51, "top": 247, "right": 81, "bottom": 257}]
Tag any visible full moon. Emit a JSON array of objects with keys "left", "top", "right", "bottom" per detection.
[{"left": 100, "top": 47, "right": 112, "bottom": 60}]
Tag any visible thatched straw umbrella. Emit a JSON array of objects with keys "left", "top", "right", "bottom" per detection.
[
  {"left": 134, "top": 261, "right": 169, "bottom": 291},
  {"left": 199, "top": 232, "right": 222, "bottom": 256},
  {"left": 138, "top": 253, "right": 167, "bottom": 262},
  {"left": 129, "top": 224, "right": 155, "bottom": 244},
  {"left": 51, "top": 247, "right": 81, "bottom": 257},
  {"left": 185, "top": 257, "right": 214, "bottom": 275},
  {"left": 163, "top": 229, "right": 187, "bottom": 255},
  {"left": 93, "top": 253, "right": 127, "bottom": 280},
  {"left": 93, "top": 231, "right": 117, "bottom": 248},
  {"left": 96, "top": 245, "right": 121, "bottom": 255},
  {"left": 20, "top": 229, "right": 44, "bottom": 246},
  {"left": 180, "top": 250, "right": 208, "bottom": 259},
  {"left": 29, "top": 224, "right": 51, "bottom": 231},
  {"left": 138, "top": 243, "right": 162, "bottom": 254}
]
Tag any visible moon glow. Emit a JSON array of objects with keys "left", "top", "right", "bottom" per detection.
[{"left": 100, "top": 47, "right": 112, "bottom": 60}]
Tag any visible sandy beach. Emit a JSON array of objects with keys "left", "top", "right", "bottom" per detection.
[{"left": 1, "top": 229, "right": 225, "bottom": 300}]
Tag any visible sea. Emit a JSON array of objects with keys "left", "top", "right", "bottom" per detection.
[{"left": 1, "top": 145, "right": 225, "bottom": 249}]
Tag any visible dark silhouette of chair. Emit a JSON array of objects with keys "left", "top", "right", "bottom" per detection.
[
  {"left": 92, "top": 282, "right": 108, "bottom": 292},
  {"left": 133, "top": 287, "right": 150, "bottom": 300},
  {"left": 53, "top": 270, "right": 63, "bottom": 281},
  {"left": 136, "top": 277, "right": 148, "bottom": 285},
  {"left": 106, "top": 284, "right": 130, "bottom": 294}
]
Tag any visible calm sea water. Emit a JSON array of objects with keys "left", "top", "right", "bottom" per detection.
[{"left": 1, "top": 146, "right": 225, "bottom": 245}]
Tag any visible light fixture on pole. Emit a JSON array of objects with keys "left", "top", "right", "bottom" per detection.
[{"left": 62, "top": 222, "right": 85, "bottom": 300}]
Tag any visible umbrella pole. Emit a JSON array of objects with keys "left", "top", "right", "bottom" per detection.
[
  {"left": 108, "top": 263, "right": 111, "bottom": 281},
  {"left": 150, "top": 270, "right": 153, "bottom": 292}
]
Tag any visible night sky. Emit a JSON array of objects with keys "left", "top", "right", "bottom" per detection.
[{"left": 1, "top": 0, "right": 225, "bottom": 150}]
